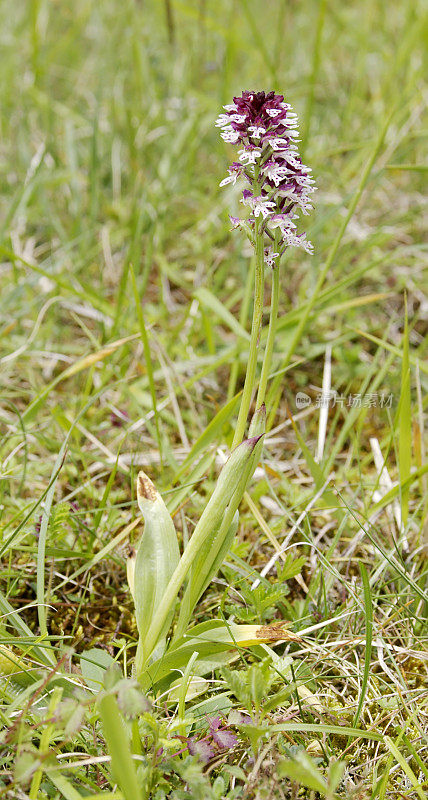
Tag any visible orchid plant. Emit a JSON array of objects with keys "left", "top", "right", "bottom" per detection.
[
  {"left": 128, "top": 89, "right": 315, "bottom": 691},
  {"left": 0, "top": 89, "right": 315, "bottom": 800},
  {"left": 217, "top": 90, "right": 315, "bottom": 447}
]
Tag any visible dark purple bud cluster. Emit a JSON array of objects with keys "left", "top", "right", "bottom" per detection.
[{"left": 216, "top": 90, "right": 315, "bottom": 261}]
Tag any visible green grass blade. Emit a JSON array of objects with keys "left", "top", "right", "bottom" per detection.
[
  {"left": 22, "top": 334, "right": 139, "bottom": 423},
  {"left": 167, "top": 450, "right": 216, "bottom": 515},
  {"left": 352, "top": 562, "right": 373, "bottom": 732},
  {"left": 353, "top": 328, "right": 428, "bottom": 375},
  {"left": 172, "top": 392, "right": 240, "bottom": 483},
  {"left": 301, "top": 0, "right": 327, "bottom": 154},
  {"left": 340, "top": 496, "right": 428, "bottom": 604},
  {"left": 130, "top": 264, "right": 163, "bottom": 464},
  {"left": 48, "top": 771, "right": 87, "bottom": 800},
  {"left": 237, "top": 0, "right": 277, "bottom": 80},
  {"left": 384, "top": 736, "right": 427, "bottom": 800},
  {"left": 0, "top": 592, "right": 52, "bottom": 666},
  {"left": 98, "top": 693, "right": 143, "bottom": 800},
  {"left": 397, "top": 299, "right": 411, "bottom": 529},
  {"left": 194, "top": 286, "right": 251, "bottom": 342},
  {"left": 37, "top": 441, "right": 67, "bottom": 647},
  {"left": 402, "top": 734, "right": 428, "bottom": 781},
  {"left": 369, "top": 462, "right": 428, "bottom": 518},
  {"left": 93, "top": 457, "right": 119, "bottom": 536},
  {"left": 256, "top": 722, "right": 383, "bottom": 741}
]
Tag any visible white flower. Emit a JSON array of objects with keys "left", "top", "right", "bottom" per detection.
[
  {"left": 253, "top": 199, "right": 275, "bottom": 218},
  {"left": 268, "top": 137, "right": 292, "bottom": 150},
  {"left": 247, "top": 125, "right": 266, "bottom": 139},
  {"left": 219, "top": 174, "right": 237, "bottom": 187},
  {"left": 294, "top": 174, "right": 316, "bottom": 187},
  {"left": 264, "top": 247, "right": 280, "bottom": 267},
  {"left": 215, "top": 114, "right": 231, "bottom": 128},
  {"left": 262, "top": 162, "right": 290, "bottom": 186},
  {"left": 238, "top": 147, "right": 261, "bottom": 165},
  {"left": 282, "top": 153, "right": 303, "bottom": 169},
  {"left": 302, "top": 238, "right": 314, "bottom": 254},
  {"left": 295, "top": 199, "right": 314, "bottom": 215},
  {"left": 221, "top": 127, "right": 240, "bottom": 143},
  {"left": 279, "top": 230, "right": 313, "bottom": 253},
  {"left": 241, "top": 193, "right": 275, "bottom": 219},
  {"left": 269, "top": 213, "right": 297, "bottom": 233},
  {"left": 217, "top": 91, "right": 316, "bottom": 256}
]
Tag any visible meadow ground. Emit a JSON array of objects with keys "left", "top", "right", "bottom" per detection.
[{"left": 0, "top": 1, "right": 427, "bottom": 798}]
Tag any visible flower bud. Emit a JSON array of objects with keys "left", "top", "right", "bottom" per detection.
[{"left": 248, "top": 403, "right": 266, "bottom": 438}]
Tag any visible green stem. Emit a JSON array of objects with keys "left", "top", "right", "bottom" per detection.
[
  {"left": 256, "top": 247, "right": 280, "bottom": 408},
  {"left": 232, "top": 227, "right": 265, "bottom": 448}
]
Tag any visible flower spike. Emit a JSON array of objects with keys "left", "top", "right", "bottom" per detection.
[{"left": 217, "top": 90, "right": 316, "bottom": 259}]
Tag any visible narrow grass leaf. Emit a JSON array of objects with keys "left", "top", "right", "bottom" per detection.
[
  {"left": 301, "top": 0, "right": 327, "bottom": 153},
  {"left": 287, "top": 411, "right": 338, "bottom": 511},
  {"left": 352, "top": 562, "right": 373, "bottom": 732},
  {"left": 278, "top": 751, "right": 329, "bottom": 795},
  {"left": 98, "top": 693, "right": 143, "bottom": 800},
  {"left": 130, "top": 264, "right": 162, "bottom": 462},
  {"left": 238, "top": 0, "right": 276, "bottom": 79},
  {"left": 397, "top": 301, "right": 411, "bottom": 528},
  {"left": 173, "top": 392, "right": 240, "bottom": 483},
  {"left": 402, "top": 734, "right": 428, "bottom": 781},
  {"left": 268, "top": 722, "right": 382, "bottom": 741},
  {"left": 194, "top": 287, "right": 250, "bottom": 341},
  {"left": 354, "top": 328, "right": 428, "bottom": 375},
  {"left": 37, "top": 441, "right": 67, "bottom": 654},
  {"left": 369, "top": 462, "right": 428, "bottom": 517},
  {"left": 93, "top": 458, "right": 119, "bottom": 535},
  {"left": 0, "top": 593, "right": 52, "bottom": 666},
  {"left": 167, "top": 449, "right": 216, "bottom": 515},
  {"left": 48, "top": 772, "right": 86, "bottom": 800},
  {"left": 340, "top": 495, "right": 428, "bottom": 603},
  {"left": 384, "top": 736, "right": 427, "bottom": 800},
  {"left": 23, "top": 334, "right": 139, "bottom": 422}
]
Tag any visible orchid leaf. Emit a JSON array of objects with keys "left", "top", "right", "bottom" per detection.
[
  {"left": 174, "top": 511, "right": 239, "bottom": 640},
  {"left": 133, "top": 472, "right": 180, "bottom": 662}
]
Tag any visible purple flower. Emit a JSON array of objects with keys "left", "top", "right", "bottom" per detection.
[{"left": 217, "top": 90, "right": 316, "bottom": 258}]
